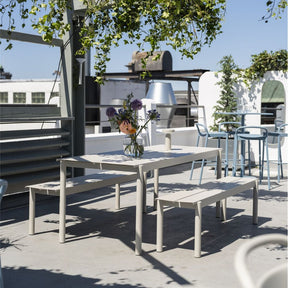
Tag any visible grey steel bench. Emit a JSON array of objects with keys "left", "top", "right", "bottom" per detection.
[
  {"left": 27, "top": 170, "right": 137, "bottom": 236},
  {"left": 156, "top": 176, "right": 258, "bottom": 257}
]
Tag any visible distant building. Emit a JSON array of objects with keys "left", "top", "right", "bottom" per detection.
[
  {"left": 0, "top": 79, "right": 60, "bottom": 104},
  {"left": 0, "top": 65, "right": 12, "bottom": 79}
]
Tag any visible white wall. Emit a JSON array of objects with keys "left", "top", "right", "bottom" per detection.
[{"left": 198, "top": 71, "right": 288, "bottom": 161}]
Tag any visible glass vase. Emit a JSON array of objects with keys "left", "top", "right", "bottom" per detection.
[{"left": 123, "top": 135, "right": 144, "bottom": 158}]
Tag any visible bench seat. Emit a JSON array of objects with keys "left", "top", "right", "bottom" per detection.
[
  {"left": 156, "top": 176, "right": 258, "bottom": 257},
  {"left": 27, "top": 170, "right": 137, "bottom": 235}
]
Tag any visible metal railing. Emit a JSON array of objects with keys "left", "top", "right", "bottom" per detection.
[{"left": 85, "top": 103, "right": 206, "bottom": 132}]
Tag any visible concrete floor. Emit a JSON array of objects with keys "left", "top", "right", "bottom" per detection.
[{"left": 1, "top": 163, "right": 287, "bottom": 288}]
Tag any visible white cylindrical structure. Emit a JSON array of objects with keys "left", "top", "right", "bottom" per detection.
[{"left": 145, "top": 82, "right": 177, "bottom": 128}]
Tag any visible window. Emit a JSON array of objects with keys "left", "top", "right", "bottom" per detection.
[
  {"left": 13, "top": 92, "right": 26, "bottom": 103},
  {"left": 50, "top": 91, "right": 59, "bottom": 99},
  {"left": 32, "top": 92, "right": 45, "bottom": 104},
  {"left": 261, "top": 80, "right": 285, "bottom": 125},
  {"left": 0, "top": 92, "right": 8, "bottom": 103}
]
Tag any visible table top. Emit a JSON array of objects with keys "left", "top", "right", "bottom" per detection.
[{"left": 60, "top": 145, "right": 222, "bottom": 172}]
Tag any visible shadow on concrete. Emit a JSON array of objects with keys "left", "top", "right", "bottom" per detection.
[{"left": 2, "top": 266, "right": 146, "bottom": 288}]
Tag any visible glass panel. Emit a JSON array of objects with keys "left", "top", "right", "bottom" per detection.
[
  {"left": 261, "top": 80, "right": 285, "bottom": 103},
  {"left": 50, "top": 92, "right": 59, "bottom": 98},
  {"left": 13, "top": 92, "right": 26, "bottom": 103},
  {"left": 32, "top": 92, "right": 45, "bottom": 104},
  {"left": 0, "top": 92, "right": 8, "bottom": 103},
  {"left": 261, "top": 80, "right": 285, "bottom": 125}
]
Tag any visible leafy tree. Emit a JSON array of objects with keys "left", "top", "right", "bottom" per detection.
[
  {"left": 241, "top": 49, "right": 288, "bottom": 86},
  {"left": 0, "top": 0, "right": 226, "bottom": 83},
  {"left": 261, "top": 0, "right": 288, "bottom": 22},
  {"left": 1, "top": 1, "right": 286, "bottom": 83},
  {"left": 210, "top": 49, "right": 287, "bottom": 132},
  {"left": 210, "top": 55, "right": 240, "bottom": 132}
]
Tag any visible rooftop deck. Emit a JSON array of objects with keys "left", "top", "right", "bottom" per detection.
[{"left": 1, "top": 163, "right": 287, "bottom": 288}]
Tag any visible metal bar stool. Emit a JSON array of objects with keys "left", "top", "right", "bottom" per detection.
[
  {"left": 268, "top": 123, "right": 288, "bottom": 183},
  {"left": 232, "top": 126, "right": 270, "bottom": 190},
  {"left": 270, "top": 119, "right": 284, "bottom": 144},
  {"left": 218, "top": 121, "right": 241, "bottom": 176},
  {"left": 190, "top": 123, "right": 227, "bottom": 184}
]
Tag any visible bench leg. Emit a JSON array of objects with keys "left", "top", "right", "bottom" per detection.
[
  {"left": 216, "top": 201, "right": 221, "bottom": 218},
  {"left": 153, "top": 169, "right": 159, "bottom": 210},
  {"left": 156, "top": 200, "right": 164, "bottom": 252},
  {"left": 29, "top": 189, "right": 35, "bottom": 235},
  {"left": 194, "top": 201, "right": 202, "bottom": 258},
  {"left": 216, "top": 199, "right": 227, "bottom": 220},
  {"left": 221, "top": 198, "right": 227, "bottom": 221},
  {"left": 253, "top": 184, "right": 258, "bottom": 225},
  {"left": 115, "top": 183, "right": 120, "bottom": 210},
  {"left": 216, "top": 149, "right": 222, "bottom": 179}
]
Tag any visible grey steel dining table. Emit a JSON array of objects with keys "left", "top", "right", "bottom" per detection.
[
  {"left": 59, "top": 145, "right": 222, "bottom": 255},
  {"left": 215, "top": 111, "right": 273, "bottom": 175}
]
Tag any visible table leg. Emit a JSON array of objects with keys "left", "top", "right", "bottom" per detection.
[
  {"left": 153, "top": 168, "right": 159, "bottom": 210},
  {"left": 224, "top": 134, "right": 229, "bottom": 177},
  {"left": 240, "top": 115, "right": 245, "bottom": 177},
  {"left": 135, "top": 165, "right": 144, "bottom": 255},
  {"left": 194, "top": 201, "right": 202, "bottom": 258},
  {"left": 59, "top": 161, "right": 67, "bottom": 243},
  {"left": 216, "top": 150, "right": 226, "bottom": 218},
  {"left": 143, "top": 172, "right": 147, "bottom": 213},
  {"left": 240, "top": 139, "right": 246, "bottom": 177}
]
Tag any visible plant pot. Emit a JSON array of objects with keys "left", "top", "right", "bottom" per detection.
[{"left": 123, "top": 135, "right": 144, "bottom": 158}]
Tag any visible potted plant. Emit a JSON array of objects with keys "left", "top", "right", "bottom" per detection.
[
  {"left": 210, "top": 55, "right": 240, "bottom": 132},
  {"left": 208, "top": 55, "right": 241, "bottom": 168},
  {"left": 106, "top": 93, "right": 160, "bottom": 158}
]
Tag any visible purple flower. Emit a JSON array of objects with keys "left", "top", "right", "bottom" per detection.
[
  {"left": 106, "top": 107, "right": 117, "bottom": 118},
  {"left": 147, "top": 109, "right": 160, "bottom": 121},
  {"left": 131, "top": 99, "right": 142, "bottom": 111}
]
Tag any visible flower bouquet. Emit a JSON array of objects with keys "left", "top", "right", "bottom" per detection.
[{"left": 106, "top": 93, "right": 160, "bottom": 158}]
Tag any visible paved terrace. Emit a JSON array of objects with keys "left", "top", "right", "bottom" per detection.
[{"left": 1, "top": 163, "right": 287, "bottom": 288}]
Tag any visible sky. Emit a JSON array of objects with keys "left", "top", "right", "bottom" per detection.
[{"left": 0, "top": 0, "right": 287, "bottom": 91}]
